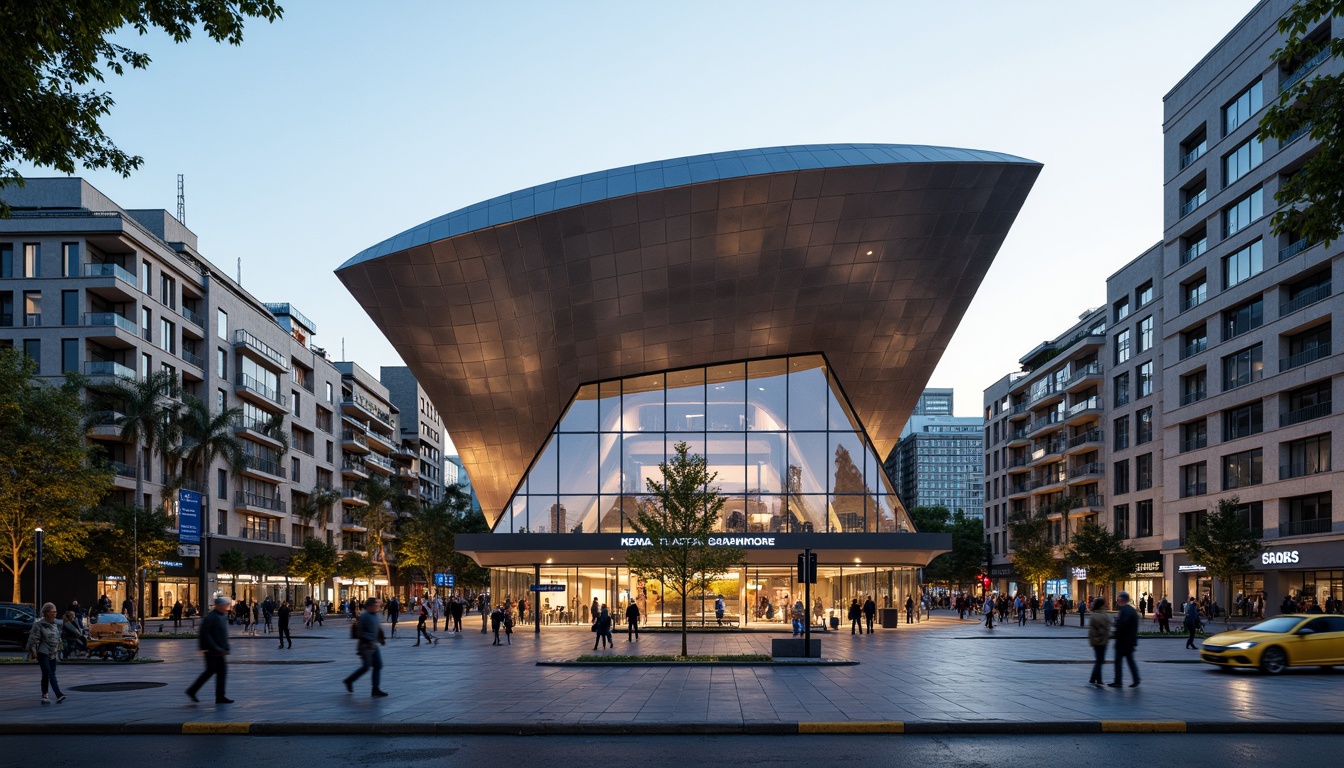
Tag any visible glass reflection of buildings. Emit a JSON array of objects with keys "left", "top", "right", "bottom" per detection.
[{"left": 489, "top": 354, "right": 924, "bottom": 628}]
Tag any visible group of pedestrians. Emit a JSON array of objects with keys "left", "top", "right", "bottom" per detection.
[{"left": 1085, "top": 591, "right": 1141, "bottom": 688}]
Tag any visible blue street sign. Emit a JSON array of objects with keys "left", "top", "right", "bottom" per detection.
[
  {"left": 530, "top": 584, "right": 566, "bottom": 592},
  {"left": 178, "top": 490, "right": 202, "bottom": 544},
  {"left": 433, "top": 573, "right": 455, "bottom": 587}
]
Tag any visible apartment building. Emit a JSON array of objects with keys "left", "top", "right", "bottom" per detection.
[
  {"left": 884, "top": 389, "right": 985, "bottom": 519},
  {"left": 381, "top": 365, "right": 447, "bottom": 506},
  {"left": 1161, "top": 0, "right": 1341, "bottom": 610}
]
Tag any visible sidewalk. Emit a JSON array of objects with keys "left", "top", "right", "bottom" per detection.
[{"left": 0, "top": 610, "right": 1339, "bottom": 735}]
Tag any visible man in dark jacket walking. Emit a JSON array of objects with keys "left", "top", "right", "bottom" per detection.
[
  {"left": 1109, "top": 591, "right": 1140, "bottom": 688},
  {"left": 862, "top": 596, "right": 877, "bottom": 634},
  {"left": 186, "top": 596, "right": 233, "bottom": 704},
  {"left": 343, "top": 597, "right": 388, "bottom": 697},
  {"left": 625, "top": 601, "right": 640, "bottom": 641},
  {"left": 276, "top": 601, "right": 292, "bottom": 649}
]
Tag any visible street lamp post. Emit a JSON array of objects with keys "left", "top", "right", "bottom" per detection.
[{"left": 34, "top": 527, "right": 44, "bottom": 610}]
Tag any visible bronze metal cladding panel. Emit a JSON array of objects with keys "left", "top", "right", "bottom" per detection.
[{"left": 338, "top": 161, "right": 1040, "bottom": 525}]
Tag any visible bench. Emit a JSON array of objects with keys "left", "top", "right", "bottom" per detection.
[{"left": 662, "top": 614, "right": 740, "bottom": 628}]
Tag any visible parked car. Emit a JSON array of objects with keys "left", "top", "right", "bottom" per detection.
[
  {"left": 86, "top": 612, "right": 139, "bottom": 661},
  {"left": 0, "top": 603, "right": 35, "bottom": 649},
  {"left": 1201, "top": 614, "right": 1344, "bottom": 674}
]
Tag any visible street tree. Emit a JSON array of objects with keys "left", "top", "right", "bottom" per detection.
[
  {"left": 1066, "top": 518, "right": 1139, "bottom": 604},
  {"left": 0, "top": 1, "right": 284, "bottom": 214},
  {"left": 338, "top": 550, "right": 375, "bottom": 582},
  {"left": 0, "top": 350, "right": 111, "bottom": 602},
  {"left": 444, "top": 485, "right": 492, "bottom": 589},
  {"left": 1183, "top": 496, "right": 1264, "bottom": 625},
  {"left": 84, "top": 502, "right": 176, "bottom": 616},
  {"left": 217, "top": 547, "right": 248, "bottom": 598},
  {"left": 399, "top": 487, "right": 472, "bottom": 592},
  {"left": 1259, "top": 0, "right": 1344, "bottom": 246},
  {"left": 246, "top": 553, "right": 279, "bottom": 600},
  {"left": 907, "top": 505, "right": 952, "bottom": 534},
  {"left": 625, "top": 442, "right": 744, "bottom": 657},
  {"left": 918, "top": 507, "right": 987, "bottom": 592},
  {"left": 1007, "top": 505, "right": 1061, "bottom": 599},
  {"left": 355, "top": 474, "right": 413, "bottom": 588},
  {"left": 288, "top": 536, "right": 339, "bottom": 600},
  {"left": 293, "top": 485, "right": 340, "bottom": 537},
  {"left": 170, "top": 394, "right": 243, "bottom": 590}
]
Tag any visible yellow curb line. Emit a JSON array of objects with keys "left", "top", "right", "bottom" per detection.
[
  {"left": 799, "top": 722, "right": 905, "bottom": 733},
  {"left": 182, "top": 722, "right": 251, "bottom": 734},
  {"left": 1101, "top": 721, "right": 1187, "bottom": 733}
]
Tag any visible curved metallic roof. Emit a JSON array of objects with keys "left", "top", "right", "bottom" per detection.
[
  {"left": 337, "top": 143, "right": 1041, "bottom": 523},
  {"left": 341, "top": 144, "right": 1037, "bottom": 270}
]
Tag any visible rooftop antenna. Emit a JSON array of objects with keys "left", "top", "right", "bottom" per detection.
[
  {"left": 176, "top": 174, "right": 185, "bottom": 224},
  {"left": 237, "top": 257, "right": 241, "bottom": 285},
  {"left": 341, "top": 337, "right": 345, "bottom": 361}
]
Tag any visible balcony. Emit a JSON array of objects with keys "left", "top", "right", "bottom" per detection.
[
  {"left": 1281, "top": 282, "right": 1331, "bottom": 317},
  {"left": 240, "top": 453, "right": 286, "bottom": 480},
  {"left": 1180, "top": 292, "right": 1207, "bottom": 313},
  {"left": 1280, "top": 238, "right": 1316, "bottom": 263},
  {"left": 84, "top": 360, "right": 137, "bottom": 383},
  {"left": 1280, "top": 123, "right": 1312, "bottom": 149},
  {"left": 87, "top": 410, "right": 125, "bottom": 440},
  {"left": 1007, "top": 425, "right": 1031, "bottom": 445},
  {"left": 1062, "top": 362, "right": 1103, "bottom": 392},
  {"left": 341, "top": 514, "right": 368, "bottom": 531},
  {"left": 84, "top": 312, "right": 137, "bottom": 335},
  {"left": 1180, "top": 143, "right": 1206, "bottom": 170},
  {"left": 1179, "top": 189, "right": 1208, "bottom": 218},
  {"left": 1180, "top": 238, "right": 1207, "bottom": 265},
  {"left": 1279, "top": 518, "right": 1332, "bottom": 537},
  {"left": 1008, "top": 482, "right": 1031, "bottom": 496},
  {"left": 235, "top": 490, "right": 287, "bottom": 516},
  {"left": 1281, "top": 401, "right": 1332, "bottom": 427},
  {"left": 108, "top": 460, "right": 137, "bottom": 488},
  {"left": 235, "top": 372, "right": 287, "bottom": 411},
  {"left": 1026, "top": 413, "right": 1062, "bottom": 437},
  {"left": 1181, "top": 482, "right": 1208, "bottom": 499},
  {"left": 341, "top": 488, "right": 368, "bottom": 506},
  {"left": 342, "top": 458, "right": 369, "bottom": 479},
  {"left": 1180, "top": 338, "right": 1208, "bottom": 360},
  {"left": 1068, "top": 462, "right": 1105, "bottom": 480},
  {"left": 22, "top": 313, "right": 41, "bottom": 327},
  {"left": 1281, "top": 46, "right": 1332, "bottom": 91},
  {"left": 342, "top": 396, "right": 393, "bottom": 428},
  {"left": 1180, "top": 388, "right": 1207, "bottom": 406},
  {"left": 83, "top": 262, "right": 138, "bottom": 300},
  {"left": 234, "top": 329, "right": 289, "bottom": 371},
  {"left": 1068, "top": 494, "right": 1105, "bottom": 512},
  {"left": 1063, "top": 396, "right": 1102, "bottom": 425},
  {"left": 1028, "top": 439, "right": 1068, "bottom": 467},
  {"left": 1280, "top": 342, "right": 1331, "bottom": 373},
  {"left": 1066, "top": 428, "right": 1103, "bottom": 452},
  {"left": 364, "top": 453, "right": 394, "bottom": 475},
  {"left": 181, "top": 348, "right": 205, "bottom": 370},
  {"left": 1008, "top": 402, "right": 1030, "bottom": 420},
  {"left": 238, "top": 528, "right": 287, "bottom": 544},
  {"left": 181, "top": 305, "right": 204, "bottom": 328},
  {"left": 1008, "top": 456, "right": 1029, "bottom": 470},
  {"left": 341, "top": 428, "right": 370, "bottom": 454},
  {"left": 1281, "top": 461, "right": 1331, "bottom": 480}
]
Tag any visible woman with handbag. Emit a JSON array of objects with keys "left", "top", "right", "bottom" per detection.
[
  {"left": 26, "top": 603, "right": 66, "bottom": 703},
  {"left": 1086, "top": 597, "right": 1111, "bottom": 687}
]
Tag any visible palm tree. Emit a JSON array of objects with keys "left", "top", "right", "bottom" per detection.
[
  {"left": 294, "top": 485, "right": 341, "bottom": 539},
  {"left": 356, "top": 473, "right": 413, "bottom": 588},
  {"left": 260, "top": 410, "right": 290, "bottom": 460},
  {"left": 174, "top": 395, "right": 245, "bottom": 596}
]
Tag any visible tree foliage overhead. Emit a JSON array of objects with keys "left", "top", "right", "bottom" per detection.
[
  {"left": 1007, "top": 502, "right": 1063, "bottom": 597},
  {"left": 0, "top": 349, "right": 112, "bottom": 602},
  {"left": 1184, "top": 496, "right": 1264, "bottom": 617},
  {"left": 625, "top": 442, "right": 744, "bottom": 657},
  {"left": 914, "top": 507, "right": 986, "bottom": 588},
  {"left": 288, "top": 536, "right": 339, "bottom": 594},
  {"left": 1259, "top": 0, "right": 1344, "bottom": 246},
  {"left": 0, "top": 1, "right": 284, "bottom": 213},
  {"left": 398, "top": 483, "right": 486, "bottom": 590},
  {"left": 83, "top": 501, "right": 177, "bottom": 602},
  {"left": 1066, "top": 518, "right": 1139, "bottom": 602}
]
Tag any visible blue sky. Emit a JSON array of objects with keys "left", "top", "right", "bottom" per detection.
[{"left": 20, "top": 1, "right": 1260, "bottom": 429}]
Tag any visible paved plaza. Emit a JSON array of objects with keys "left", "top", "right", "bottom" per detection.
[{"left": 1, "top": 610, "right": 1340, "bottom": 734}]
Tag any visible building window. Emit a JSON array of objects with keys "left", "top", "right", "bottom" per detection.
[
  {"left": 1137, "top": 361, "right": 1154, "bottom": 398},
  {"left": 1115, "top": 329, "right": 1131, "bottom": 364},
  {"left": 1114, "top": 298, "right": 1130, "bottom": 322},
  {"left": 217, "top": 388, "right": 227, "bottom": 413},
  {"left": 217, "top": 309, "right": 228, "bottom": 340},
  {"left": 1223, "top": 190, "right": 1263, "bottom": 238},
  {"left": 61, "top": 290, "right": 78, "bottom": 326},
  {"left": 291, "top": 457, "right": 301, "bottom": 483},
  {"left": 60, "top": 339, "right": 77, "bottom": 374},
  {"left": 1283, "top": 380, "right": 1331, "bottom": 426},
  {"left": 1222, "top": 401, "right": 1263, "bottom": 442},
  {"left": 217, "top": 347, "right": 227, "bottom": 378},
  {"left": 141, "top": 306, "right": 151, "bottom": 342},
  {"left": 0, "top": 243, "right": 11, "bottom": 277},
  {"left": 1182, "top": 370, "right": 1208, "bottom": 406},
  {"left": 159, "top": 317, "right": 176, "bottom": 354},
  {"left": 1223, "top": 79, "right": 1263, "bottom": 135},
  {"left": 1181, "top": 326, "right": 1208, "bottom": 360},
  {"left": 1284, "top": 493, "right": 1331, "bottom": 536},
  {"left": 1138, "top": 316, "right": 1154, "bottom": 352},
  {"left": 217, "top": 469, "right": 228, "bottom": 499},
  {"left": 1223, "top": 296, "right": 1263, "bottom": 341},
  {"left": 1181, "top": 462, "right": 1207, "bottom": 498},
  {"left": 140, "top": 352, "right": 152, "bottom": 381},
  {"left": 1135, "top": 282, "right": 1153, "bottom": 308},
  {"left": 1223, "top": 239, "right": 1264, "bottom": 289},
  {"left": 22, "top": 291, "right": 40, "bottom": 327},
  {"left": 23, "top": 244, "right": 39, "bottom": 278},
  {"left": 22, "top": 339, "right": 40, "bottom": 369},
  {"left": 1222, "top": 345, "right": 1263, "bottom": 391},
  {"left": 1283, "top": 323, "right": 1331, "bottom": 371},
  {"left": 1284, "top": 434, "right": 1331, "bottom": 479},
  {"left": 325, "top": 440, "right": 334, "bottom": 463},
  {"left": 1113, "top": 416, "right": 1130, "bottom": 451},
  {"left": 1113, "top": 504, "right": 1130, "bottom": 539},
  {"left": 1181, "top": 275, "right": 1207, "bottom": 312},
  {"left": 1223, "top": 135, "right": 1264, "bottom": 186},
  {"left": 160, "top": 274, "right": 176, "bottom": 309},
  {"left": 1222, "top": 448, "right": 1263, "bottom": 490},
  {"left": 325, "top": 381, "right": 334, "bottom": 404},
  {"left": 1114, "top": 460, "right": 1130, "bottom": 495},
  {"left": 1113, "top": 372, "right": 1131, "bottom": 407},
  {"left": 1136, "top": 407, "right": 1153, "bottom": 445},
  {"left": 1136, "top": 500, "right": 1153, "bottom": 537},
  {"left": 1181, "top": 419, "right": 1207, "bottom": 452},
  {"left": 62, "top": 243, "right": 79, "bottom": 278},
  {"left": 1136, "top": 453, "right": 1153, "bottom": 491}
]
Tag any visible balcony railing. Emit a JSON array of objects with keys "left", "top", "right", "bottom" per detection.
[
  {"left": 239, "top": 528, "right": 286, "bottom": 544},
  {"left": 365, "top": 454, "right": 394, "bottom": 472},
  {"left": 1181, "top": 482, "right": 1208, "bottom": 498},
  {"left": 1180, "top": 435, "right": 1208, "bottom": 453},
  {"left": 342, "top": 397, "right": 393, "bottom": 426},
  {"left": 1067, "top": 428, "right": 1103, "bottom": 449},
  {"left": 23, "top": 313, "right": 41, "bottom": 327},
  {"left": 1180, "top": 338, "right": 1208, "bottom": 360},
  {"left": 1180, "top": 292, "right": 1207, "bottom": 313},
  {"left": 1009, "top": 482, "right": 1030, "bottom": 495},
  {"left": 108, "top": 460, "right": 137, "bottom": 478},
  {"left": 341, "top": 488, "right": 367, "bottom": 503},
  {"left": 1280, "top": 123, "right": 1312, "bottom": 149},
  {"left": 342, "top": 459, "right": 368, "bottom": 474},
  {"left": 241, "top": 454, "right": 287, "bottom": 479},
  {"left": 1281, "top": 461, "right": 1331, "bottom": 480},
  {"left": 180, "top": 305, "right": 204, "bottom": 328},
  {"left": 1180, "top": 142, "right": 1206, "bottom": 169},
  {"left": 1282, "top": 47, "right": 1332, "bottom": 91},
  {"left": 181, "top": 349, "right": 205, "bottom": 369},
  {"left": 1063, "top": 362, "right": 1103, "bottom": 388},
  {"left": 341, "top": 429, "right": 369, "bottom": 447},
  {"left": 1179, "top": 189, "right": 1208, "bottom": 218},
  {"left": 235, "top": 372, "right": 287, "bottom": 406},
  {"left": 85, "top": 360, "right": 137, "bottom": 381},
  {"left": 1066, "top": 396, "right": 1102, "bottom": 417},
  {"left": 234, "top": 329, "right": 289, "bottom": 370},
  {"left": 234, "top": 414, "right": 270, "bottom": 433},
  {"left": 1180, "top": 387, "right": 1207, "bottom": 406},
  {"left": 1010, "top": 425, "right": 1029, "bottom": 440},
  {"left": 236, "top": 490, "right": 287, "bottom": 513},
  {"left": 85, "top": 312, "right": 136, "bottom": 334},
  {"left": 1280, "top": 237, "right": 1316, "bottom": 263},
  {"left": 1069, "top": 494, "right": 1105, "bottom": 510},
  {"left": 84, "top": 262, "right": 137, "bottom": 287},
  {"left": 1280, "top": 518, "right": 1332, "bottom": 537},
  {"left": 1280, "top": 342, "right": 1331, "bottom": 372},
  {"left": 1180, "top": 238, "right": 1208, "bottom": 265},
  {"left": 1281, "top": 282, "right": 1331, "bottom": 316},
  {"left": 1068, "top": 462, "right": 1105, "bottom": 478},
  {"left": 1281, "top": 401, "right": 1332, "bottom": 427}
]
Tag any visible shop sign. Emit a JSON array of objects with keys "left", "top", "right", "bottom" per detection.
[
  {"left": 1071, "top": 568, "right": 1088, "bottom": 580},
  {"left": 178, "top": 490, "right": 202, "bottom": 544},
  {"left": 1130, "top": 554, "right": 1162, "bottom": 577},
  {"left": 1178, "top": 564, "right": 1207, "bottom": 572},
  {"left": 530, "top": 584, "right": 566, "bottom": 592},
  {"left": 433, "top": 573, "right": 455, "bottom": 587},
  {"left": 989, "top": 564, "right": 1016, "bottom": 578},
  {"left": 178, "top": 545, "right": 200, "bottom": 558},
  {"left": 619, "top": 536, "right": 776, "bottom": 547},
  {"left": 156, "top": 560, "right": 184, "bottom": 569},
  {"left": 1261, "top": 550, "right": 1301, "bottom": 566}
]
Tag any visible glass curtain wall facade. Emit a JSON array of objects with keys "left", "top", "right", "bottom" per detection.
[{"left": 495, "top": 354, "right": 913, "bottom": 536}]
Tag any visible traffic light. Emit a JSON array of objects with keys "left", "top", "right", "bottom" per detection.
[{"left": 981, "top": 575, "right": 991, "bottom": 590}]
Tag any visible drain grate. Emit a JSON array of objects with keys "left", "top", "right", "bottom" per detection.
[
  {"left": 69, "top": 682, "right": 167, "bottom": 692},
  {"left": 230, "top": 660, "right": 332, "bottom": 665}
]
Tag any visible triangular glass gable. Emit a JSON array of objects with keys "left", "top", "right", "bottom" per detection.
[{"left": 494, "top": 355, "right": 913, "bottom": 535}]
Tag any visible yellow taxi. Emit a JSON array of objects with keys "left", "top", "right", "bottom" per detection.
[{"left": 1201, "top": 614, "right": 1344, "bottom": 674}]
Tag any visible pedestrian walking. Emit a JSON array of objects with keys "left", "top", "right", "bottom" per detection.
[
  {"left": 343, "top": 597, "right": 388, "bottom": 697},
  {"left": 715, "top": 595, "right": 726, "bottom": 626},
  {"left": 185, "top": 596, "right": 233, "bottom": 704},
  {"left": 626, "top": 601, "right": 641, "bottom": 641},
  {"left": 276, "top": 601, "right": 292, "bottom": 649},
  {"left": 490, "top": 605, "right": 505, "bottom": 645},
  {"left": 905, "top": 596, "right": 915, "bottom": 624},
  {"left": 26, "top": 603, "right": 66, "bottom": 703},
  {"left": 1078, "top": 597, "right": 1088, "bottom": 627},
  {"left": 848, "top": 598, "right": 863, "bottom": 634},
  {"left": 983, "top": 595, "right": 995, "bottom": 629},
  {"left": 862, "top": 596, "right": 876, "bottom": 634},
  {"left": 387, "top": 596, "right": 400, "bottom": 639},
  {"left": 415, "top": 602, "right": 436, "bottom": 646},
  {"left": 1183, "top": 595, "right": 1201, "bottom": 649},
  {"left": 171, "top": 600, "right": 183, "bottom": 631},
  {"left": 262, "top": 597, "right": 274, "bottom": 634},
  {"left": 450, "top": 597, "right": 464, "bottom": 633},
  {"left": 1109, "top": 591, "right": 1140, "bottom": 688},
  {"left": 791, "top": 599, "right": 806, "bottom": 636},
  {"left": 1086, "top": 597, "right": 1111, "bottom": 687},
  {"left": 592, "top": 604, "right": 613, "bottom": 649}
]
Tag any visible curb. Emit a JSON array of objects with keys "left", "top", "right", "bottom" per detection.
[{"left": 0, "top": 720, "right": 1340, "bottom": 736}]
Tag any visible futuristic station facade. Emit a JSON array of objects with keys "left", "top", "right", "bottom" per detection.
[{"left": 337, "top": 144, "right": 1039, "bottom": 626}]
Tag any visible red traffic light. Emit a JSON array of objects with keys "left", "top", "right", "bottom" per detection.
[{"left": 981, "top": 576, "right": 991, "bottom": 589}]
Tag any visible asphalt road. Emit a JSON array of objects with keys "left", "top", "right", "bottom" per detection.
[{"left": 2, "top": 735, "right": 1337, "bottom": 767}]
